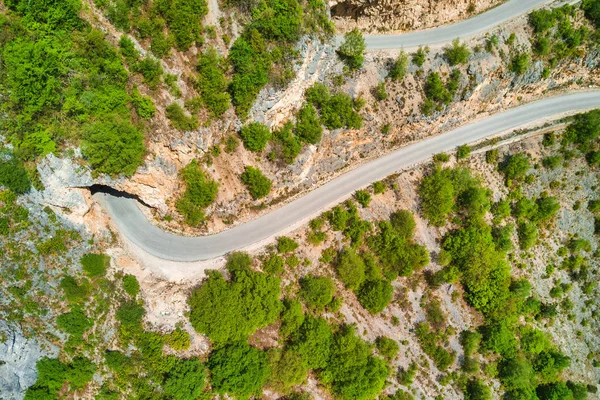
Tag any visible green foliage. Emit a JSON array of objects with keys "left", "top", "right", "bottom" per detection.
[
  {"left": 305, "top": 83, "right": 362, "bottom": 130},
  {"left": 82, "top": 120, "right": 145, "bottom": 176},
  {"left": 295, "top": 103, "right": 323, "bottom": 144},
  {"left": 273, "top": 122, "right": 302, "bottom": 164},
  {"left": 262, "top": 253, "right": 285, "bottom": 275},
  {"left": 415, "top": 322, "right": 456, "bottom": 370},
  {"left": 389, "top": 51, "right": 409, "bottom": 81},
  {"left": 81, "top": 253, "right": 109, "bottom": 277},
  {"left": 166, "top": 103, "right": 199, "bottom": 131},
  {"left": 267, "top": 349, "right": 308, "bottom": 392},
  {"left": 422, "top": 72, "right": 453, "bottom": 114},
  {"left": 499, "top": 356, "right": 536, "bottom": 392},
  {"left": 529, "top": 9, "right": 557, "bottom": 33},
  {"left": 116, "top": 301, "right": 145, "bottom": 327},
  {"left": 510, "top": 53, "right": 530, "bottom": 74},
  {"left": 188, "top": 261, "right": 282, "bottom": 343},
  {"left": 500, "top": 153, "right": 531, "bottom": 183},
  {"left": 56, "top": 308, "right": 92, "bottom": 338},
  {"left": 457, "top": 144, "right": 471, "bottom": 159},
  {"left": 280, "top": 299, "right": 304, "bottom": 339},
  {"left": 520, "top": 327, "right": 551, "bottom": 355},
  {"left": 0, "top": 157, "right": 31, "bottom": 194},
  {"left": 321, "top": 325, "right": 389, "bottom": 400},
  {"left": 240, "top": 122, "right": 271, "bottom": 152},
  {"left": 412, "top": 46, "right": 429, "bottom": 67},
  {"left": 60, "top": 276, "right": 89, "bottom": 303},
  {"left": 418, "top": 167, "right": 455, "bottom": 226},
  {"left": 533, "top": 349, "right": 570, "bottom": 382},
  {"left": 241, "top": 166, "right": 272, "bottom": 199},
  {"left": 176, "top": 160, "right": 218, "bottom": 225},
  {"left": 373, "top": 181, "right": 387, "bottom": 194},
  {"left": 565, "top": 110, "right": 600, "bottom": 147},
  {"left": 135, "top": 57, "right": 163, "bottom": 89},
  {"left": 163, "top": 358, "right": 206, "bottom": 400},
  {"left": 300, "top": 275, "right": 335, "bottom": 311},
  {"left": 26, "top": 356, "right": 96, "bottom": 398},
  {"left": 357, "top": 279, "right": 393, "bottom": 314},
  {"left": 375, "top": 336, "right": 399, "bottom": 360},
  {"left": 481, "top": 323, "right": 518, "bottom": 357},
  {"left": 444, "top": 39, "right": 471, "bottom": 66},
  {"left": 131, "top": 87, "right": 156, "bottom": 119},
  {"left": 583, "top": 0, "right": 600, "bottom": 27},
  {"left": 208, "top": 342, "right": 270, "bottom": 398},
  {"left": 290, "top": 315, "right": 332, "bottom": 370},
  {"left": 196, "top": 48, "right": 231, "bottom": 118},
  {"left": 337, "top": 29, "right": 365, "bottom": 69},
  {"left": 354, "top": 190, "right": 371, "bottom": 208},
  {"left": 461, "top": 330, "right": 482, "bottom": 356},
  {"left": 165, "top": 328, "right": 191, "bottom": 351},
  {"left": 336, "top": 247, "right": 366, "bottom": 290},
  {"left": 465, "top": 379, "right": 492, "bottom": 400},
  {"left": 122, "top": 274, "right": 140, "bottom": 297},
  {"left": 517, "top": 221, "right": 538, "bottom": 250}
]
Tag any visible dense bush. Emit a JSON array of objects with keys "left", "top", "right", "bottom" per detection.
[
  {"left": 336, "top": 247, "right": 366, "bottom": 290},
  {"left": 26, "top": 357, "right": 96, "bottom": 398},
  {"left": 444, "top": 39, "right": 471, "bottom": 66},
  {"left": 195, "top": 48, "right": 231, "bottom": 118},
  {"left": 565, "top": 109, "right": 600, "bottom": 147},
  {"left": 279, "top": 299, "right": 305, "bottom": 339},
  {"left": 510, "top": 53, "right": 530, "bottom": 74},
  {"left": 241, "top": 166, "right": 272, "bottom": 199},
  {"left": 57, "top": 308, "right": 92, "bottom": 338},
  {"left": 583, "top": 0, "right": 600, "bottom": 28},
  {"left": 415, "top": 322, "right": 456, "bottom": 370},
  {"left": 375, "top": 336, "right": 399, "bottom": 360},
  {"left": 321, "top": 325, "right": 389, "bottom": 399},
  {"left": 82, "top": 119, "right": 145, "bottom": 176},
  {"left": 208, "top": 342, "right": 269, "bottom": 398},
  {"left": 0, "top": 157, "right": 31, "bottom": 194},
  {"left": 500, "top": 153, "right": 531, "bottom": 183},
  {"left": 357, "top": 279, "right": 393, "bottom": 314},
  {"left": 122, "top": 274, "right": 140, "bottom": 297},
  {"left": 240, "top": 122, "right": 272, "bottom": 152},
  {"left": 337, "top": 29, "right": 365, "bottom": 69},
  {"left": 81, "top": 253, "right": 109, "bottom": 277},
  {"left": 305, "top": 83, "right": 362, "bottom": 130},
  {"left": 267, "top": 349, "right": 307, "bottom": 392},
  {"left": 299, "top": 275, "right": 335, "bottom": 311},
  {"left": 295, "top": 103, "right": 323, "bottom": 144},
  {"left": 289, "top": 315, "right": 332, "bottom": 369},
  {"left": 60, "top": 276, "right": 90, "bottom": 303},
  {"left": 188, "top": 256, "right": 282, "bottom": 343},
  {"left": 166, "top": 103, "right": 199, "bottom": 131},
  {"left": 175, "top": 160, "right": 218, "bottom": 225},
  {"left": 162, "top": 358, "right": 206, "bottom": 400},
  {"left": 518, "top": 221, "right": 538, "bottom": 250},
  {"left": 389, "top": 51, "right": 409, "bottom": 81}
]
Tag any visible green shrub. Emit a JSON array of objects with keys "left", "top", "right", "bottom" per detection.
[
  {"left": 389, "top": 51, "right": 408, "bottom": 81},
  {"left": 240, "top": 122, "right": 271, "bottom": 152},
  {"left": 289, "top": 315, "right": 332, "bottom": 370},
  {"left": 461, "top": 330, "right": 482, "bottom": 356},
  {"left": 60, "top": 276, "right": 89, "bottom": 303},
  {"left": 56, "top": 308, "right": 92, "bottom": 338},
  {"left": 299, "top": 275, "right": 335, "bottom": 311},
  {"left": 444, "top": 38, "right": 471, "bottom": 65},
  {"left": 583, "top": 0, "right": 600, "bottom": 28},
  {"left": 188, "top": 267, "right": 282, "bottom": 343},
  {"left": 336, "top": 247, "right": 366, "bottom": 290},
  {"left": 163, "top": 358, "right": 206, "bottom": 400},
  {"left": 176, "top": 160, "right": 218, "bottom": 225},
  {"left": 116, "top": 301, "right": 145, "bottom": 327},
  {"left": 131, "top": 87, "right": 155, "bottom": 120},
  {"left": 166, "top": 103, "right": 199, "bottom": 131},
  {"left": 412, "top": 46, "right": 429, "bottom": 67},
  {"left": 267, "top": 349, "right": 308, "bottom": 392},
  {"left": 295, "top": 103, "right": 322, "bottom": 144},
  {"left": 565, "top": 109, "right": 600, "bottom": 146},
  {"left": 457, "top": 144, "right": 471, "bottom": 159},
  {"left": 277, "top": 236, "right": 299, "bottom": 253},
  {"left": 165, "top": 328, "right": 191, "bottom": 351},
  {"left": 518, "top": 221, "right": 538, "bottom": 250},
  {"left": 418, "top": 167, "right": 455, "bottom": 226},
  {"left": 500, "top": 153, "right": 531, "bottom": 183},
  {"left": 354, "top": 189, "right": 371, "bottom": 207},
  {"left": 262, "top": 253, "right": 285, "bottom": 275},
  {"left": 465, "top": 379, "right": 492, "bottom": 400},
  {"left": 0, "top": 158, "right": 31, "bottom": 194},
  {"left": 322, "top": 325, "right": 389, "bottom": 399},
  {"left": 375, "top": 336, "right": 399, "bottom": 360},
  {"left": 208, "top": 342, "right": 269, "bottom": 398},
  {"left": 122, "top": 274, "right": 140, "bottom": 297},
  {"left": 81, "top": 253, "right": 109, "bottom": 277},
  {"left": 433, "top": 152, "right": 450, "bottom": 163},
  {"left": 357, "top": 279, "right": 393, "bottom": 314},
  {"left": 196, "top": 48, "right": 231, "bottom": 118},
  {"left": 82, "top": 119, "right": 145, "bottom": 176},
  {"left": 373, "top": 181, "right": 386, "bottom": 194},
  {"left": 305, "top": 83, "right": 362, "bottom": 130},
  {"left": 273, "top": 122, "right": 302, "bottom": 164},
  {"left": 510, "top": 53, "right": 530, "bottom": 74},
  {"left": 279, "top": 299, "right": 304, "bottom": 339},
  {"left": 415, "top": 322, "right": 456, "bottom": 370},
  {"left": 337, "top": 28, "right": 365, "bottom": 69},
  {"left": 241, "top": 166, "right": 272, "bottom": 199},
  {"left": 135, "top": 57, "right": 163, "bottom": 89}
]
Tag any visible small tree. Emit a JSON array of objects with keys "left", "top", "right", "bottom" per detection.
[
  {"left": 444, "top": 39, "right": 471, "bottom": 66},
  {"left": 389, "top": 51, "right": 409, "bottom": 80},
  {"left": 456, "top": 144, "right": 471, "bottom": 160},
  {"left": 337, "top": 29, "right": 365, "bottom": 69},
  {"left": 239, "top": 122, "right": 271, "bottom": 152},
  {"left": 241, "top": 166, "right": 272, "bottom": 199}
]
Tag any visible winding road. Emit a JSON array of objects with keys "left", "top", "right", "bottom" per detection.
[
  {"left": 96, "top": 91, "right": 600, "bottom": 261},
  {"left": 362, "top": 0, "right": 560, "bottom": 49}
]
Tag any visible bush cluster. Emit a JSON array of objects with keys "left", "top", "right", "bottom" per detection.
[{"left": 175, "top": 160, "right": 218, "bottom": 225}]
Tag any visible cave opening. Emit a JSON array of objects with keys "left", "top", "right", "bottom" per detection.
[{"left": 89, "top": 184, "right": 154, "bottom": 209}]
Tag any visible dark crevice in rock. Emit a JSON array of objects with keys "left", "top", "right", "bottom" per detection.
[{"left": 88, "top": 184, "right": 155, "bottom": 209}]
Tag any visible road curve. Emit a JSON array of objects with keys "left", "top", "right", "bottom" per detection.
[
  {"left": 362, "top": 0, "right": 551, "bottom": 49},
  {"left": 96, "top": 91, "right": 600, "bottom": 262}
]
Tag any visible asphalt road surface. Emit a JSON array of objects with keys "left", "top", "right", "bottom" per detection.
[
  {"left": 361, "top": 0, "right": 556, "bottom": 49},
  {"left": 95, "top": 91, "right": 600, "bottom": 261}
]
